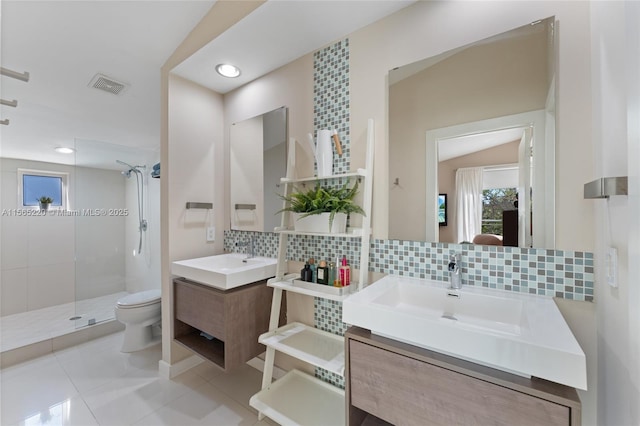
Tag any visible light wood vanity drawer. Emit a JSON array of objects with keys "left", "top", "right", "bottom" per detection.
[
  {"left": 174, "top": 279, "right": 225, "bottom": 340},
  {"left": 349, "top": 340, "right": 570, "bottom": 426}
]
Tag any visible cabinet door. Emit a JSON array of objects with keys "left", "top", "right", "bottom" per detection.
[
  {"left": 349, "top": 340, "right": 570, "bottom": 426},
  {"left": 174, "top": 279, "right": 225, "bottom": 340}
]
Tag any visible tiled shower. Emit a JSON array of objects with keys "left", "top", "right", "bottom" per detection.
[{"left": 0, "top": 141, "right": 160, "bottom": 357}]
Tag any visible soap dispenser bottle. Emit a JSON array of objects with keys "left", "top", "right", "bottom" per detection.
[
  {"left": 300, "top": 262, "right": 312, "bottom": 282},
  {"left": 317, "top": 260, "right": 329, "bottom": 285},
  {"left": 339, "top": 255, "right": 351, "bottom": 287},
  {"left": 309, "top": 258, "right": 317, "bottom": 283}
]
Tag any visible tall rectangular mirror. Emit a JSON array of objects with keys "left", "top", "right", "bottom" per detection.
[
  {"left": 230, "top": 106, "right": 288, "bottom": 232},
  {"left": 388, "top": 17, "right": 555, "bottom": 248}
]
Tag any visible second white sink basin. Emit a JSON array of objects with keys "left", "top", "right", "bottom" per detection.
[
  {"left": 373, "top": 282, "right": 524, "bottom": 336},
  {"left": 343, "top": 275, "right": 587, "bottom": 390},
  {"left": 171, "top": 253, "right": 277, "bottom": 290}
]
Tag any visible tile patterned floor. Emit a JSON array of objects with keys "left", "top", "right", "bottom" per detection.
[
  {"left": 1, "top": 292, "right": 128, "bottom": 352},
  {"left": 0, "top": 331, "right": 276, "bottom": 426}
]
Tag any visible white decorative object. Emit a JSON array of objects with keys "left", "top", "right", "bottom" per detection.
[
  {"left": 293, "top": 212, "right": 346, "bottom": 234},
  {"left": 307, "top": 130, "right": 333, "bottom": 177}
]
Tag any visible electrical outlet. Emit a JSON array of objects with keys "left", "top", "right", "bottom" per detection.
[{"left": 206, "top": 227, "right": 215, "bottom": 242}]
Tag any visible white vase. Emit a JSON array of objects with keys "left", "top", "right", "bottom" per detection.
[
  {"left": 293, "top": 212, "right": 347, "bottom": 234},
  {"left": 316, "top": 130, "right": 333, "bottom": 177}
]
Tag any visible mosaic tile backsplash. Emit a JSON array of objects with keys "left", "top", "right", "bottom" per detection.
[{"left": 224, "top": 230, "right": 595, "bottom": 303}]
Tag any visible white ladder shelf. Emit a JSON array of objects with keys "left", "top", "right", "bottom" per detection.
[{"left": 249, "top": 119, "right": 375, "bottom": 425}]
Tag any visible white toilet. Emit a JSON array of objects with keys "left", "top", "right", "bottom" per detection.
[{"left": 114, "top": 289, "right": 162, "bottom": 352}]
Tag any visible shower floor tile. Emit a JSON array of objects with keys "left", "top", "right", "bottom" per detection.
[{"left": 0, "top": 292, "right": 128, "bottom": 352}]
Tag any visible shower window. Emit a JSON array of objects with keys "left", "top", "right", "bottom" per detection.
[{"left": 18, "top": 168, "right": 69, "bottom": 209}]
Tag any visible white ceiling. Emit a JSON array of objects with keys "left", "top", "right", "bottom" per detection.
[
  {"left": 1, "top": 0, "right": 215, "bottom": 169},
  {"left": 172, "top": 0, "right": 415, "bottom": 93},
  {"left": 1, "top": 0, "right": 414, "bottom": 170}
]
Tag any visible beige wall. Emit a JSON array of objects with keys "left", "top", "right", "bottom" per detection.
[
  {"left": 437, "top": 141, "right": 519, "bottom": 244},
  {"left": 590, "top": 2, "right": 639, "bottom": 425},
  {"left": 162, "top": 75, "right": 225, "bottom": 364}
]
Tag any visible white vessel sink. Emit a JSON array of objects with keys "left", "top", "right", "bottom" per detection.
[
  {"left": 343, "top": 275, "right": 587, "bottom": 390},
  {"left": 171, "top": 253, "right": 277, "bottom": 290}
]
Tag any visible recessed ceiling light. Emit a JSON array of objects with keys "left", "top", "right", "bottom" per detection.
[
  {"left": 215, "top": 64, "right": 241, "bottom": 78},
  {"left": 54, "top": 147, "right": 75, "bottom": 154}
]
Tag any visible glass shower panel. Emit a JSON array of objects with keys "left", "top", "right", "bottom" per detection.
[{"left": 73, "top": 138, "right": 156, "bottom": 329}]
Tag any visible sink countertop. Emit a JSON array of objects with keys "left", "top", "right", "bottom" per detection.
[
  {"left": 171, "top": 253, "right": 277, "bottom": 290},
  {"left": 343, "top": 274, "right": 587, "bottom": 390}
]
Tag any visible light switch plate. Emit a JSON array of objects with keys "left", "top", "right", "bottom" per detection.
[{"left": 206, "top": 227, "right": 215, "bottom": 242}]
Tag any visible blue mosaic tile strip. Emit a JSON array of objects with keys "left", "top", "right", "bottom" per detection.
[
  {"left": 223, "top": 229, "right": 361, "bottom": 269},
  {"left": 368, "top": 239, "right": 595, "bottom": 302},
  {"left": 314, "top": 298, "right": 346, "bottom": 389},
  {"left": 223, "top": 230, "right": 279, "bottom": 258},
  {"left": 313, "top": 38, "right": 350, "bottom": 175},
  {"left": 312, "top": 38, "right": 352, "bottom": 389}
]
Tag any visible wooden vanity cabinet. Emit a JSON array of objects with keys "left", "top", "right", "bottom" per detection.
[
  {"left": 173, "top": 278, "right": 282, "bottom": 371},
  {"left": 345, "top": 327, "right": 581, "bottom": 426}
]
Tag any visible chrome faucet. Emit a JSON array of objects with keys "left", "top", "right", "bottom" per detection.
[
  {"left": 448, "top": 253, "right": 462, "bottom": 289},
  {"left": 239, "top": 236, "right": 256, "bottom": 261}
]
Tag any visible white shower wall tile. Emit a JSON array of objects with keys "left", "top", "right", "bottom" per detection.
[
  {"left": 1, "top": 267, "right": 28, "bottom": 316},
  {"left": 27, "top": 262, "right": 76, "bottom": 311},
  {"left": 0, "top": 216, "right": 28, "bottom": 270},
  {"left": 27, "top": 215, "right": 76, "bottom": 267},
  {"left": 1, "top": 170, "right": 18, "bottom": 208}
]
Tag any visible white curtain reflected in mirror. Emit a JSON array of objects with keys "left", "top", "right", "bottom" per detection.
[{"left": 455, "top": 167, "right": 483, "bottom": 243}]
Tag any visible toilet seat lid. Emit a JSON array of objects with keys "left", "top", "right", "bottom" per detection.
[{"left": 117, "top": 289, "right": 161, "bottom": 308}]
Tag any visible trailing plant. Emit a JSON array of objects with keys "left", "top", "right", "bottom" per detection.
[{"left": 278, "top": 180, "right": 365, "bottom": 231}]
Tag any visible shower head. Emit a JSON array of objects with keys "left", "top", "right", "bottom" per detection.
[{"left": 116, "top": 160, "right": 145, "bottom": 178}]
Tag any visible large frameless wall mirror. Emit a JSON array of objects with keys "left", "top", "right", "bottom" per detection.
[
  {"left": 388, "top": 17, "right": 556, "bottom": 248},
  {"left": 230, "top": 106, "right": 288, "bottom": 232}
]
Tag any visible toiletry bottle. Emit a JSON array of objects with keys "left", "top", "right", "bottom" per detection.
[
  {"left": 333, "top": 256, "right": 342, "bottom": 287},
  {"left": 309, "top": 258, "right": 317, "bottom": 283},
  {"left": 328, "top": 261, "right": 337, "bottom": 287},
  {"left": 317, "top": 260, "right": 329, "bottom": 285},
  {"left": 339, "top": 255, "right": 351, "bottom": 286},
  {"left": 301, "top": 262, "right": 312, "bottom": 282}
]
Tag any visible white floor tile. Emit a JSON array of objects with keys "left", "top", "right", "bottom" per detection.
[
  {"left": 11, "top": 395, "right": 99, "bottom": 426},
  {"left": 133, "top": 381, "right": 258, "bottom": 426},
  {"left": 206, "top": 364, "right": 263, "bottom": 413},
  {"left": 0, "top": 357, "right": 79, "bottom": 425},
  {"left": 2, "top": 331, "right": 270, "bottom": 426},
  {"left": 82, "top": 371, "right": 206, "bottom": 425},
  {"left": 59, "top": 345, "right": 160, "bottom": 393}
]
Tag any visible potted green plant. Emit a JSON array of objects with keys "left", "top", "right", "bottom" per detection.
[
  {"left": 278, "top": 180, "right": 365, "bottom": 233},
  {"left": 37, "top": 196, "right": 53, "bottom": 211}
]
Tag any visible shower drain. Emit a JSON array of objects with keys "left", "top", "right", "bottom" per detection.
[{"left": 69, "top": 316, "right": 82, "bottom": 320}]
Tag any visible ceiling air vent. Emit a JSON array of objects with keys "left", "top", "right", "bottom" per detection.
[{"left": 88, "top": 73, "right": 128, "bottom": 95}]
